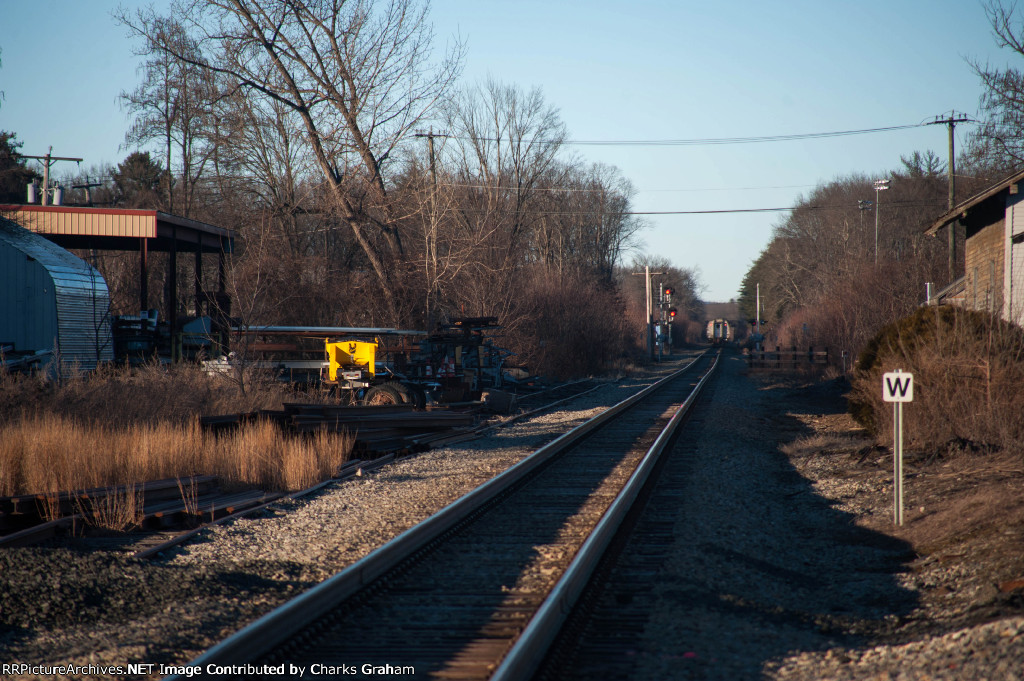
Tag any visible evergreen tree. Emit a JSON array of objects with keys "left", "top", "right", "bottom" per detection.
[{"left": 0, "top": 131, "right": 42, "bottom": 204}]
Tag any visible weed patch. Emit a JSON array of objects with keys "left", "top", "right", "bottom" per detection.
[{"left": 0, "top": 363, "right": 352, "bottom": 502}]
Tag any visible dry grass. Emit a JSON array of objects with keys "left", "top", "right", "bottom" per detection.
[
  {"left": 779, "top": 433, "right": 869, "bottom": 459},
  {"left": 78, "top": 485, "right": 144, "bottom": 532},
  {"left": 0, "top": 414, "right": 352, "bottom": 497},
  {"left": 0, "top": 363, "right": 352, "bottom": 501}
]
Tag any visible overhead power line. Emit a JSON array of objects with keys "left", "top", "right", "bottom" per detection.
[
  {"left": 453, "top": 200, "right": 943, "bottom": 217},
  {"left": 452, "top": 123, "right": 928, "bottom": 147},
  {"left": 438, "top": 182, "right": 820, "bottom": 193}
]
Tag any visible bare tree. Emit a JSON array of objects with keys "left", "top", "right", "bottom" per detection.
[
  {"left": 738, "top": 168, "right": 951, "bottom": 357},
  {"left": 443, "top": 79, "right": 567, "bottom": 262},
  {"left": 119, "top": 0, "right": 463, "bottom": 323},
  {"left": 439, "top": 80, "right": 568, "bottom": 321},
  {"left": 531, "top": 162, "right": 642, "bottom": 283},
  {"left": 966, "top": 1, "right": 1024, "bottom": 171},
  {"left": 212, "top": 83, "right": 317, "bottom": 256},
  {"left": 119, "top": 16, "right": 219, "bottom": 217}
]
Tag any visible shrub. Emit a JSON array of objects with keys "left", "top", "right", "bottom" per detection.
[
  {"left": 767, "top": 263, "right": 929, "bottom": 371},
  {"left": 508, "top": 270, "right": 635, "bottom": 380},
  {"left": 849, "top": 305, "right": 1024, "bottom": 452}
]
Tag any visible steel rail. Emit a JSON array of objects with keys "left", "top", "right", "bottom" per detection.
[
  {"left": 491, "top": 350, "right": 720, "bottom": 681},
  {"left": 167, "top": 353, "right": 705, "bottom": 677}
]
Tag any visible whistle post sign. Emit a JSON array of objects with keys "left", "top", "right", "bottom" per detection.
[
  {"left": 882, "top": 371, "right": 913, "bottom": 402},
  {"left": 882, "top": 370, "right": 912, "bottom": 525}
]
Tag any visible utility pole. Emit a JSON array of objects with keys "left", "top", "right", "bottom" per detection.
[
  {"left": 873, "top": 179, "right": 889, "bottom": 266},
  {"left": 414, "top": 129, "right": 447, "bottom": 331},
  {"left": 927, "top": 111, "right": 972, "bottom": 282},
  {"left": 22, "top": 148, "right": 83, "bottom": 205},
  {"left": 756, "top": 283, "right": 761, "bottom": 349},
  {"left": 858, "top": 199, "right": 872, "bottom": 233},
  {"left": 72, "top": 174, "right": 103, "bottom": 206}
]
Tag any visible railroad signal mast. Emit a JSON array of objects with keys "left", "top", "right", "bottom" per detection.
[
  {"left": 631, "top": 267, "right": 665, "bottom": 360},
  {"left": 657, "top": 285, "right": 675, "bottom": 360}
]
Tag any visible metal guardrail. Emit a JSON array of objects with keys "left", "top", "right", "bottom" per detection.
[{"left": 746, "top": 346, "right": 829, "bottom": 370}]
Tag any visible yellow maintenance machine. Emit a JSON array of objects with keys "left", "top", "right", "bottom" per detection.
[
  {"left": 322, "top": 317, "right": 511, "bottom": 407},
  {"left": 324, "top": 337, "right": 425, "bottom": 406},
  {"left": 325, "top": 339, "right": 377, "bottom": 384}
]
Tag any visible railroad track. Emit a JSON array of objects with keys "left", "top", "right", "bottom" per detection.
[
  {"left": 170, "top": 350, "right": 719, "bottom": 680},
  {"left": 510, "top": 378, "right": 598, "bottom": 411}
]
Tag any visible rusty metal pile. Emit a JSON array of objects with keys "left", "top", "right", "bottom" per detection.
[
  {"left": 0, "top": 476, "right": 277, "bottom": 548},
  {"left": 200, "top": 403, "right": 478, "bottom": 455}
]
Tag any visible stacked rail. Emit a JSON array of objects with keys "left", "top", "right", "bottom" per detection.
[
  {"left": 201, "top": 403, "right": 477, "bottom": 454},
  {"left": 0, "top": 476, "right": 277, "bottom": 548}
]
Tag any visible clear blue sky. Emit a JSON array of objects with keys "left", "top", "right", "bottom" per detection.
[{"left": 0, "top": 0, "right": 1014, "bottom": 301}]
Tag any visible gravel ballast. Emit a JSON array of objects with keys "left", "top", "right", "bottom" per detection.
[{"left": 2, "top": 349, "right": 1023, "bottom": 679}]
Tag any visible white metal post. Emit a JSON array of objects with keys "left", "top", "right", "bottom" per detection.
[
  {"left": 883, "top": 368, "right": 911, "bottom": 526},
  {"left": 894, "top": 399, "right": 903, "bottom": 526}
]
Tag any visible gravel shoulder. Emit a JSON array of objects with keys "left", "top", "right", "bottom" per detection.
[
  {"left": 766, "top": 371, "right": 1024, "bottom": 680},
  {"left": 620, "top": 352, "right": 1024, "bottom": 680},
  {"left": 559, "top": 352, "right": 1024, "bottom": 681}
]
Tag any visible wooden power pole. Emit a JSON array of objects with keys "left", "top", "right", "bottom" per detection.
[
  {"left": 22, "top": 148, "right": 83, "bottom": 205},
  {"left": 927, "top": 111, "right": 972, "bottom": 283},
  {"left": 414, "top": 129, "right": 447, "bottom": 332}
]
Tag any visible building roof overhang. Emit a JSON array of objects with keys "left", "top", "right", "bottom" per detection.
[
  {"left": 0, "top": 205, "right": 234, "bottom": 253},
  {"left": 925, "top": 167, "right": 1024, "bottom": 237}
]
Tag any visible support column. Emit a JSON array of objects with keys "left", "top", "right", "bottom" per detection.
[
  {"left": 194, "top": 243, "right": 203, "bottom": 317},
  {"left": 168, "top": 228, "right": 178, "bottom": 359},
  {"left": 139, "top": 237, "right": 149, "bottom": 312}
]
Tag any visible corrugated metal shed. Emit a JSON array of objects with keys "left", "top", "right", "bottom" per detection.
[
  {"left": 0, "top": 205, "right": 235, "bottom": 329},
  {"left": 0, "top": 216, "right": 113, "bottom": 371}
]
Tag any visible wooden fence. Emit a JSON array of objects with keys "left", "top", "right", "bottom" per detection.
[{"left": 745, "top": 346, "right": 829, "bottom": 371}]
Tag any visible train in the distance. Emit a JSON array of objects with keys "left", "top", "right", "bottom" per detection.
[{"left": 705, "top": 318, "right": 732, "bottom": 345}]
